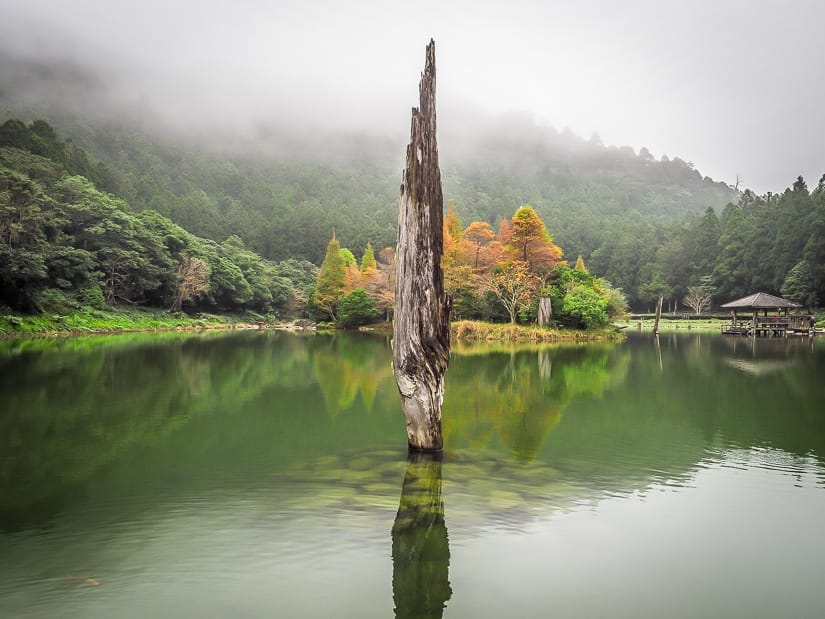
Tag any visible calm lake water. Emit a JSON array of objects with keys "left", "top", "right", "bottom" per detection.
[{"left": 1, "top": 330, "right": 824, "bottom": 618}]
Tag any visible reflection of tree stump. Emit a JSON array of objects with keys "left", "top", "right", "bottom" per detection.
[
  {"left": 538, "top": 349, "right": 552, "bottom": 380},
  {"left": 393, "top": 39, "right": 451, "bottom": 451},
  {"left": 392, "top": 453, "right": 451, "bottom": 619}
]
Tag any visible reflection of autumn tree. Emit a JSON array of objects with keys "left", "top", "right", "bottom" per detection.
[
  {"left": 366, "top": 246, "right": 395, "bottom": 320},
  {"left": 496, "top": 353, "right": 561, "bottom": 461},
  {"left": 444, "top": 350, "right": 558, "bottom": 461},
  {"left": 311, "top": 335, "right": 394, "bottom": 419},
  {"left": 313, "top": 347, "right": 359, "bottom": 419},
  {"left": 442, "top": 372, "right": 499, "bottom": 450},
  {"left": 443, "top": 344, "right": 629, "bottom": 461}
]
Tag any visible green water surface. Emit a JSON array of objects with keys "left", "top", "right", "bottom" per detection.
[{"left": 1, "top": 331, "right": 824, "bottom": 618}]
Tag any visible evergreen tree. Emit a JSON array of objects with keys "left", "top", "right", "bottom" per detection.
[
  {"left": 781, "top": 260, "right": 815, "bottom": 309},
  {"left": 314, "top": 233, "right": 346, "bottom": 320},
  {"left": 360, "top": 242, "right": 377, "bottom": 272}
]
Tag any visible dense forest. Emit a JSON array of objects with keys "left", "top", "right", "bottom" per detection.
[
  {"left": 1, "top": 115, "right": 823, "bottom": 322},
  {"left": 0, "top": 119, "right": 317, "bottom": 316},
  {"left": 55, "top": 112, "right": 738, "bottom": 271}
]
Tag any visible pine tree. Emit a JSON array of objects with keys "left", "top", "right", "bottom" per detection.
[
  {"left": 360, "top": 242, "right": 377, "bottom": 272},
  {"left": 314, "top": 233, "right": 346, "bottom": 320}
]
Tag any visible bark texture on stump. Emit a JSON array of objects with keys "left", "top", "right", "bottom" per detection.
[
  {"left": 393, "top": 39, "right": 451, "bottom": 452},
  {"left": 537, "top": 297, "right": 552, "bottom": 327}
]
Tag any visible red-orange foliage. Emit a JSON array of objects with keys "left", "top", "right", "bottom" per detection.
[
  {"left": 498, "top": 205, "right": 563, "bottom": 273},
  {"left": 463, "top": 221, "right": 495, "bottom": 270}
]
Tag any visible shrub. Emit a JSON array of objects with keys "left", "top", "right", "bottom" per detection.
[
  {"left": 562, "top": 285, "right": 609, "bottom": 329},
  {"left": 338, "top": 288, "right": 379, "bottom": 329}
]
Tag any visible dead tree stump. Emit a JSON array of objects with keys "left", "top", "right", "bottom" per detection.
[
  {"left": 537, "top": 297, "right": 552, "bottom": 327},
  {"left": 393, "top": 39, "right": 451, "bottom": 452},
  {"left": 653, "top": 295, "right": 663, "bottom": 336}
]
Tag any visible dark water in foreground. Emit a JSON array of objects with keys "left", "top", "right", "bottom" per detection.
[{"left": 1, "top": 331, "right": 824, "bottom": 618}]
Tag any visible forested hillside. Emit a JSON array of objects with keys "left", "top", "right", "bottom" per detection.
[
  {"left": 0, "top": 120, "right": 316, "bottom": 315},
  {"left": 589, "top": 177, "right": 825, "bottom": 311},
  {"left": 1, "top": 105, "right": 736, "bottom": 263},
  {"left": 2, "top": 113, "right": 823, "bottom": 315}
]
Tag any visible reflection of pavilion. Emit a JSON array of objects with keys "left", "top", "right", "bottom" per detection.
[
  {"left": 723, "top": 357, "right": 796, "bottom": 375},
  {"left": 719, "top": 329, "right": 811, "bottom": 373}
]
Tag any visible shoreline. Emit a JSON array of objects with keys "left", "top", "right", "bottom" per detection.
[
  {"left": 450, "top": 320, "right": 624, "bottom": 342},
  {"left": 0, "top": 308, "right": 317, "bottom": 339},
  {"left": 2, "top": 311, "right": 622, "bottom": 342}
]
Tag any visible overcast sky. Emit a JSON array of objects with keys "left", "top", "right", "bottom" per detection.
[{"left": 1, "top": 0, "right": 823, "bottom": 193}]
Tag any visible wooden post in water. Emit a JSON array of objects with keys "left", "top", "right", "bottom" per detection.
[
  {"left": 393, "top": 39, "right": 451, "bottom": 452},
  {"left": 653, "top": 295, "right": 663, "bottom": 336}
]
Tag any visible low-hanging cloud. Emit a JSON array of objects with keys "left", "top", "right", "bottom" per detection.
[{"left": 1, "top": 0, "right": 823, "bottom": 192}]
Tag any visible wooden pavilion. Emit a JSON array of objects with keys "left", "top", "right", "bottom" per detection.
[{"left": 720, "top": 292, "right": 813, "bottom": 336}]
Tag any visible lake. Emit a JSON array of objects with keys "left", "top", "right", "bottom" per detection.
[{"left": 1, "top": 330, "right": 824, "bottom": 618}]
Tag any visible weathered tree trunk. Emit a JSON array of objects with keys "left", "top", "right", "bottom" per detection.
[
  {"left": 393, "top": 40, "right": 451, "bottom": 452},
  {"left": 537, "top": 297, "right": 552, "bottom": 326},
  {"left": 653, "top": 295, "right": 663, "bottom": 335}
]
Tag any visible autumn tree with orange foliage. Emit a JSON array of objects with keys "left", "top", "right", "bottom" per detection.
[
  {"left": 463, "top": 221, "right": 499, "bottom": 271},
  {"left": 441, "top": 206, "right": 481, "bottom": 318},
  {"left": 500, "top": 205, "right": 563, "bottom": 273},
  {"left": 437, "top": 204, "right": 564, "bottom": 322},
  {"left": 366, "top": 246, "right": 396, "bottom": 320}
]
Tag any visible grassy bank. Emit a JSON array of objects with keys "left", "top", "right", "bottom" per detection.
[
  {"left": 451, "top": 320, "right": 624, "bottom": 342},
  {"left": 3, "top": 311, "right": 626, "bottom": 341},
  {"left": 615, "top": 317, "right": 728, "bottom": 333},
  {"left": 619, "top": 313, "right": 825, "bottom": 333},
  {"left": 0, "top": 307, "right": 282, "bottom": 337}
]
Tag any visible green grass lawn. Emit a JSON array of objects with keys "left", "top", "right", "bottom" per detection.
[{"left": 615, "top": 317, "right": 728, "bottom": 333}]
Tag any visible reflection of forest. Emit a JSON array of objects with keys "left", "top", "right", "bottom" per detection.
[
  {"left": 2, "top": 332, "right": 823, "bottom": 535},
  {"left": 443, "top": 344, "right": 630, "bottom": 461},
  {"left": 0, "top": 331, "right": 397, "bottom": 530},
  {"left": 311, "top": 334, "right": 395, "bottom": 419},
  {"left": 0, "top": 332, "right": 243, "bottom": 530},
  {"left": 626, "top": 334, "right": 825, "bottom": 460}
]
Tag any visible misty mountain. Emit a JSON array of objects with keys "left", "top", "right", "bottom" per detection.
[{"left": 0, "top": 48, "right": 737, "bottom": 267}]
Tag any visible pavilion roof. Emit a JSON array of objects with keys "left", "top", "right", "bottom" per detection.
[{"left": 720, "top": 292, "right": 801, "bottom": 310}]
